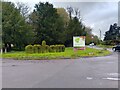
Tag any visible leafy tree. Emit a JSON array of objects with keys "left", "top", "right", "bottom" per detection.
[
  {"left": 65, "top": 17, "right": 86, "bottom": 46},
  {"left": 104, "top": 23, "right": 120, "bottom": 45},
  {"left": 16, "top": 2, "right": 30, "bottom": 20},
  {"left": 57, "top": 8, "right": 70, "bottom": 25},
  {"left": 32, "top": 2, "right": 65, "bottom": 45},
  {"left": 0, "top": 1, "right": 2, "bottom": 49},
  {"left": 2, "top": 2, "right": 34, "bottom": 51}
]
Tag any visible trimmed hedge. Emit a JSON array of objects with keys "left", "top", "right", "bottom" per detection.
[
  {"left": 33, "top": 45, "right": 41, "bottom": 53},
  {"left": 25, "top": 45, "right": 34, "bottom": 53},
  {"left": 25, "top": 41, "right": 65, "bottom": 53},
  {"left": 42, "top": 40, "right": 46, "bottom": 46},
  {"left": 41, "top": 45, "right": 50, "bottom": 53}
]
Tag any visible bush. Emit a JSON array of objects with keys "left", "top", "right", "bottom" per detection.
[
  {"left": 62, "top": 45, "right": 65, "bottom": 52},
  {"left": 45, "top": 45, "right": 50, "bottom": 53},
  {"left": 49, "top": 45, "right": 55, "bottom": 52},
  {"left": 49, "top": 45, "right": 65, "bottom": 52},
  {"left": 57, "top": 45, "right": 65, "bottom": 52},
  {"left": 42, "top": 40, "right": 46, "bottom": 46},
  {"left": 25, "top": 41, "right": 65, "bottom": 53},
  {"left": 33, "top": 44, "right": 41, "bottom": 53},
  {"left": 56, "top": 45, "right": 59, "bottom": 52},
  {"left": 41, "top": 45, "right": 50, "bottom": 53},
  {"left": 25, "top": 45, "right": 34, "bottom": 53},
  {"left": 38, "top": 45, "right": 42, "bottom": 53}
]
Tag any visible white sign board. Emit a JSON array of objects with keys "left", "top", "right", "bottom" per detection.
[{"left": 73, "top": 36, "right": 85, "bottom": 47}]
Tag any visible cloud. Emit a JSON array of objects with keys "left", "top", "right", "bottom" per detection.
[
  {"left": 53, "top": 2, "right": 118, "bottom": 39},
  {"left": 5, "top": 0, "right": 118, "bottom": 39}
]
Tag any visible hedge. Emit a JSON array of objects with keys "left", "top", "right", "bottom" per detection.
[
  {"left": 33, "top": 45, "right": 41, "bottom": 53},
  {"left": 25, "top": 41, "right": 65, "bottom": 53},
  {"left": 25, "top": 45, "right": 34, "bottom": 53}
]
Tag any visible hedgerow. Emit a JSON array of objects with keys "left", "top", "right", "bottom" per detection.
[
  {"left": 25, "top": 41, "right": 65, "bottom": 53},
  {"left": 25, "top": 45, "right": 34, "bottom": 53}
]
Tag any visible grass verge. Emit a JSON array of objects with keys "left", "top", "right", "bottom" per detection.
[
  {"left": 97, "top": 45, "right": 114, "bottom": 48},
  {"left": 2, "top": 47, "right": 111, "bottom": 60}
]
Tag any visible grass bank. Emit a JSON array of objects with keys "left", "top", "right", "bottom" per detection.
[
  {"left": 2, "top": 47, "right": 111, "bottom": 60},
  {"left": 97, "top": 45, "right": 114, "bottom": 48}
]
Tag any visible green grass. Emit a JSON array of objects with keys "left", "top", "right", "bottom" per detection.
[
  {"left": 2, "top": 47, "right": 111, "bottom": 60},
  {"left": 97, "top": 45, "right": 114, "bottom": 48}
]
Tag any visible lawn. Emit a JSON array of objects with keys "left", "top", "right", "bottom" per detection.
[
  {"left": 97, "top": 45, "right": 114, "bottom": 48},
  {"left": 2, "top": 47, "right": 111, "bottom": 60}
]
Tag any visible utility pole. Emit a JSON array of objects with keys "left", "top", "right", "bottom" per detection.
[{"left": 99, "top": 29, "right": 101, "bottom": 40}]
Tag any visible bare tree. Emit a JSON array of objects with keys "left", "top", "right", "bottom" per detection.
[
  {"left": 67, "top": 6, "right": 73, "bottom": 19},
  {"left": 67, "top": 6, "right": 81, "bottom": 21},
  {"left": 74, "top": 8, "right": 81, "bottom": 21},
  {"left": 16, "top": 2, "right": 30, "bottom": 20}
]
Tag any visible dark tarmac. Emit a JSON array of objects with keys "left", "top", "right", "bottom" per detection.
[{"left": 2, "top": 51, "right": 119, "bottom": 88}]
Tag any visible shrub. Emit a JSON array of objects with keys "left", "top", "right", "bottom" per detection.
[
  {"left": 56, "top": 45, "right": 59, "bottom": 52},
  {"left": 57, "top": 45, "right": 65, "bottom": 52},
  {"left": 33, "top": 44, "right": 41, "bottom": 53},
  {"left": 41, "top": 45, "right": 49, "bottom": 53},
  {"left": 25, "top": 41, "right": 65, "bottom": 53},
  {"left": 45, "top": 45, "right": 50, "bottom": 53},
  {"left": 41, "top": 40, "right": 48, "bottom": 53},
  {"left": 25, "top": 45, "right": 34, "bottom": 53},
  {"left": 42, "top": 40, "right": 46, "bottom": 46},
  {"left": 59, "top": 45, "right": 63, "bottom": 52},
  {"left": 41, "top": 46, "right": 44, "bottom": 53},
  {"left": 62, "top": 45, "right": 65, "bottom": 52},
  {"left": 38, "top": 45, "right": 42, "bottom": 53},
  {"left": 50, "top": 45, "right": 56, "bottom": 52}
]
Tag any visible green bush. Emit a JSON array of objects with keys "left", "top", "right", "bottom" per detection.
[
  {"left": 49, "top": 45, "right": 65, "bottom": 52},
  {"left": 50, "top": 45, "right": 59, "bottom": 52},
  {"left": 56, "top": 45, "right": 65, "bottom": 52},
  {"left": 38, "top": 45, "right": 42, "bottom": 53},
  {"left": 41, "top": 45, "right": 50, "bottom": 53},
  {"left": 56, "top": 45, "right": 59, "bottom": 52},
  {"left": 41, "top": 46, "right": 44, "bottom": 53},
  {"left": 41, "top": 40, "right": 48, "bottom": 53},
  {"left": 62, "top": 45, "right": 65, "bottom": 52},
  {"left": 25, "top": 41, "right": 65, "bottom": 53},
  {"left": 42, "top": 40, "right": 46, "bottom": 46},
  {"left": 45, "top": 45, "right": 50, "bottom": 53},
  {"left": 33, "top": 44, "right": 41, "bottom": 53},
  {"left": 59, "top": 45, "right": 62, "bottom": 52},
  {"left": 49, "top": 45, "right": 55, "bottom": 52},
  {"left": 25, "top": 45, "right": 34, "bottom": 53}
]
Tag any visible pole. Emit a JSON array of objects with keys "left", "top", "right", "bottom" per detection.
[{"left": 99, "top": 29, "right": 101, "bottom": 40}]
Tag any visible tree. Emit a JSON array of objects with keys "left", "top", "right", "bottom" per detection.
[
  {"left": 85, "top": 27, "right": 92, "bottom": 45},
  {"left": 65, "top": 16, "right": 86, "bottom": 46},
  {"left": 57, "top": 8, "right": 70, "bottom": 25},
  {"left": 16, "top": 2, "right": 30, "bottom": 20},
  {"left": 67, "top": 6, "right": 73, "bottom": 20},
  {"left": 0, "top": 1, "right": 2, "bottom": 49},
  {"left": 32, "top": 2, "right": 65, "bottom": 45},
  {"left": 104, "top": 23, "right": 120, "bottom": 45},
  {"left": 2, "top": 1, "right": 34, "bottom": 51}
]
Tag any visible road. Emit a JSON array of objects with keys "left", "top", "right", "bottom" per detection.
[{"left": 2, "top": 51, "right": 119, "bottom": 88}]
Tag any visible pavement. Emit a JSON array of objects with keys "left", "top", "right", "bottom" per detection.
[{"left": 2, "top": 49, "right": 120, "bottom": 88}]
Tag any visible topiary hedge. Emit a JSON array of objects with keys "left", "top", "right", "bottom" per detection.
[
  {"left": 33, "top": 44, "right": 42, "bottom": 53},
  {"left": 25, "top": 41, "right": 65, "bottom": 53},
  {"left": 25, "top": 45, "right": 34, "bottom": 53}
]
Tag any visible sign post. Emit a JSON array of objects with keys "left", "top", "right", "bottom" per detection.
[{"left": 73, "top": 36, "right": 86, "bottom": 51}]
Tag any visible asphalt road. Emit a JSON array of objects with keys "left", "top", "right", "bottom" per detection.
[{"left": 2, "top": 51, "right": 119, "bottom": 88}]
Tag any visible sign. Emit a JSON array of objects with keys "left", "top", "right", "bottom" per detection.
[{"left": 73, "top": 36, "right": 85, "bottom": 47}]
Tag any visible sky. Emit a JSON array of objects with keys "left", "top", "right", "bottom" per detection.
[{"left": 4, "top": 0, "right": 119, "bottom": 40}]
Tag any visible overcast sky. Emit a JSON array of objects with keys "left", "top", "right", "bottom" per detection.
[{"left": 5, "top": 0, "right": 119, "bottom": 39}]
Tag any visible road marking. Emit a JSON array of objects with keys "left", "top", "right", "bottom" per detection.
[
  {"left": 103, "top": 78, "right": 120, "bottom": 81},
  {"left": 86, "top": 77, "right": 93, "bottom": 80}
]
